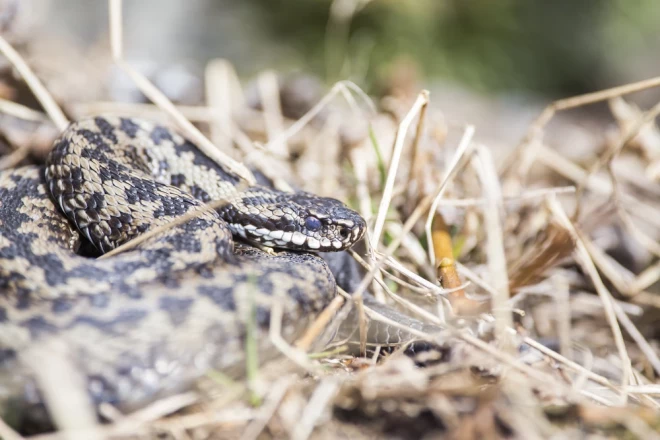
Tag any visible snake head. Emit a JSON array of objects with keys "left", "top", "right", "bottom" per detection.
[{"left": 221, "top": 188, "right": 366, "bottom": 252}]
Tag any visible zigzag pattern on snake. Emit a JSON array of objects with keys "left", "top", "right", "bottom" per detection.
[{"left": 0, "top": 116, "right": 367, "bottom": 428}]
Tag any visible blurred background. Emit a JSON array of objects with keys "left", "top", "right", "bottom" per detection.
[
  {"left": 3, "top": 0, "right": 660, "bottom": 151},
  {"left": 8, "top": 0, "right": 660, "bottom": 95}
]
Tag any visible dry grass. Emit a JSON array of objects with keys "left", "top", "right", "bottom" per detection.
[{"left": 1, "top": 0, "right": 660, "bottom": 439}]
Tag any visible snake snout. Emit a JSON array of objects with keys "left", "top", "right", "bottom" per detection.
[{"left": 336, "top": 214, "right": 366, "bottom": 249}]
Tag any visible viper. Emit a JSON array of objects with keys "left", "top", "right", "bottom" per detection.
[{"left": 0, "top": 116, "right": 372, "bottom": 429}]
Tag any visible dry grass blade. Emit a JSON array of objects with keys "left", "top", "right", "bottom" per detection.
[
  {"left": 567, "top": 223, "right": 660, "bottom": 376},
  {"left": 505, "top": 75, "right": 660, "bottom": 178},
  {"left": 617, "top": 206, "right": 660, "bottom": 258},
  {"left": 455, "top": 261, "right": 499, "bottom": 298},
  {"left": 290, "top": 379, "right": 340, "bottom": 440},
  {"left": 0, "top": 36, "right": 69, "bottom": 130},
  {"left": 406, "top": 88, "right": 429, "bottom": 183},
  {"left": 240, "top": 376, "right": 294, "bottom": 440},
  {"left": 472, "top": 144, "right": 512, "bottom": 343},
  {"left": 554, "top": 275, "right": 572, "bottom": 358},
  {"left": 521, "top": 337, "right": 620, "bottom": 395},
  {"left": 126, "top": 393, "right": 199, "bottom": 423},
  {"left": 71, "top": 101, "right": 217, "bottom": 122},
  {"left": 380, "top": 252, "right": 457, "bottom": 295},
  {"left": 258, "top": 70, "right": 287, "bottom": 156},
  {"left": 0, "top": 98, "right": 49, "bottom": 122},
  {"left": 0, "top": 417, "right": 24, "bottom": 440},
  {"left": 358, "top": 297, "right": 575, "bottom": 394},
  {"left": 352, "top": 125, "right": 475, "bottom": 303},
  {"left": 508, "top": 223, "right": 575, "bottom": 293},
  {"left": 630, "top": 260, "right": 660, "bottom": 295},
  {"left": 548, "top": 196, "right": 633, "bottom": 397},
  {"left": 205, "top": 58, "right": 243, "bottom": 149},
  {"left": 574, "top": 97, "right": 660, "bottom": 219},
  {"left": 295, "top": 295, "right": 346, "bottom": 351},
  {"left": 349, "top": 249, "right": 454, "bottom": 322},
  {"left": 265, "top": 80, "right": 375, "bottom": 150},
  {"left": 356, "top": 291, "right": 367, "bottom": 356},
  {"left": 99, "top": 197, "right": 235, "bottom": 259},
  {"left": 115, "top": 60, "right": 255, "bottom": 183},
  {"left": 536, "top": 143, "right": 612, "bottom": 195},
  {"left": 21, "top": 341, "right": 100, "bottom": 439},
  {"left": 425, "top": 124, "right": 474, "bottom": 266},
  {"left": 107, "top": 0, "right": 255, "bottom": 184},
  {"left": 0, "top": 146, "right": 29, "bottom": 170},
  {"left": 371, "top": 90, "right": 429, "bottom": 248},
  {"left": 438, "top": 185, "right": 576, "bottom": 207},
  {"left": 268, "top": 285, "right": 318, "bottom": 373}
]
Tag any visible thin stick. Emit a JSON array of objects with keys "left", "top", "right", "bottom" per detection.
[
  {"left": 0, "top": 36, "right": 68, "bottom": 130},
  {"left": 371, "top": 90, "right": 429, "bottom": 248}
]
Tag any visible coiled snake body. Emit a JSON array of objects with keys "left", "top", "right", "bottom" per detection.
[{"left": 0, "top": 116, "right": 366, "bottom": 427}]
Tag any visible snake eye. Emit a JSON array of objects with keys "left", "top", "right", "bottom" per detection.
[{"left": 305, "top": 216, "right": 322, "bottom": 231}]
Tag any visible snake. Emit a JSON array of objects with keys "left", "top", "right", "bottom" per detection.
[{"left": 0, "top": 116, "right": 376, "bottom": 431}]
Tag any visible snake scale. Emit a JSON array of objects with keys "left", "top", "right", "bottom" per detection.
[{"left": 0, "top": 116, "right": 376, "bottom": 430}]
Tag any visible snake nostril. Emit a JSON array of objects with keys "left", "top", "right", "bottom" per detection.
[{"left": 339, "top": 227, "right": 350, "bottom": 239}]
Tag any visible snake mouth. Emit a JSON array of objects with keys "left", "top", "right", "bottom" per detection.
[{"left": 229, "top": 222, "right": 364, "bottom": 252}]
